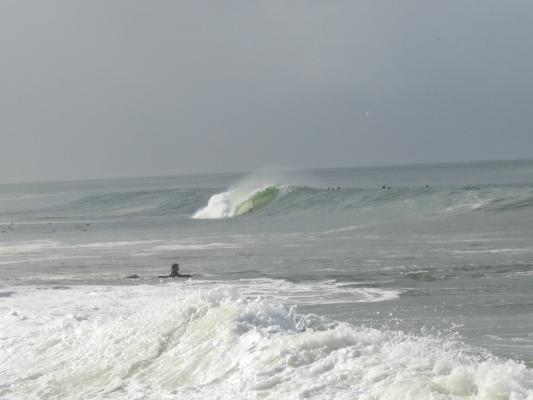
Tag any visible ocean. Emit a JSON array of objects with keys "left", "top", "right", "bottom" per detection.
[{"left": 1, "top": 160, "right": 532, "bottom": 399}]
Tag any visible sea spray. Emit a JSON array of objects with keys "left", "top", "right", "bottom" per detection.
[
  {"left": 2, "top": 162, "right": 533, "bottom": 400},
  {"left": 192, "top": 168, "right": 314, "bottom": 219},
  {"left": 193, "top": 185, "right": 281, "bottom": 219},
  {"left": 1, "top": 285, "right": 532, "bottom": 400}
]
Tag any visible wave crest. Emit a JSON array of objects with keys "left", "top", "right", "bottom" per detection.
[
  {"left": 3, "top": 285, "right": 532, "bottom": 399},
  {"left": 192, "top": 185, "right": 281, "bottom": 219}
]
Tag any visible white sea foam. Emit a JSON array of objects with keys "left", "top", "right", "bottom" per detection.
[
  {"left": 152, "top": 242, "right": 242, "bottom": 251},
  {"left": 0, "top": 254, "right": 101, "bottom": 267},
  {"left": 72, "top": 240, "right": 163, "bottom": 249},
  {"left": 453, "top": 248, "right": 531, "bottom": 254},
  {"left": 0, "top": 238, "right": 253, "bottom": 268},
  {"left": 192, "top": 190, "right": 238, "bottom": 219},
  {"left": 192, "top": 185, "right": 280, "bottom": 219},
  {"left": 321, "top": 225, "right": 365, "bottom": 234},
  {"left": 0, "top": 240, "right": 62, "bottom": 254},
  {"left": 192, "top": 170, "right": 303, "bottom": 219},
  {"left": 1, "top": 285, "right": 531, "bottom": 400},
  {"left": 438, "top": 198, "right": 493, "bottom": 214},
  {"left": 230, "top": 278, "right": 401, "bottom": 305},
  {"left": 0, "top": 240, "right": 164, "bottom": 255}
]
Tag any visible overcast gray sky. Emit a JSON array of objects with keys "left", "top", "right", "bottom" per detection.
[{"left": 1, "top": 0, "right": 532, "bottom": 183}]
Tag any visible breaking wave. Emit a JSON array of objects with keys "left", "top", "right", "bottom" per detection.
[
  {"left": 2, "top": 285, "right": 532, "bottom": 400},
  {"left": 192, "top": 185, "right": 282, "bottom": 219},
  {"left": 191, "top": 183, "right": 533, "bottom": 220},
  {"left": 5, "top": 179, "right": 533, "bottom": 223}
]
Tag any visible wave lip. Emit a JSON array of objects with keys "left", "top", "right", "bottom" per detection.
[{"left": 192, "top": 185, "right": 281, "bottom": 219}]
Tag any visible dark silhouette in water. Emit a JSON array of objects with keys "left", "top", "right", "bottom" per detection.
[
  {"left": 157, "top": 263, "right": 192, "bottom": 278},
  {"left": 126, "top": 263, "right": 193, "bottom": 280},
  {"left": 169, "top": 263, "right": 180, "bottom": 277}
]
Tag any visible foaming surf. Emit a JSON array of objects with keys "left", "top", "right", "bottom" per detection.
[
  {"left": 191, "top": 179, "right": 533, "bottom": 221},
  {"left": 192, "top": 168, "right": 316, "bottom": 219},
  {"left": 3, "top": 162, "right": 533, "bottom": 399},
  {"left": 5, "top": 173, "right": 533, "bottom": 225},
  {"left": 1, "top": 285, "right": 532, "bottom": 400},
  {"left": 192, "top": 185, "right": 283, "bottom": 219}
]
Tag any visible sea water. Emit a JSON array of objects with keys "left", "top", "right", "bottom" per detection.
[{"left": 1, "top": 160, "right": 532, "bottom": 399}]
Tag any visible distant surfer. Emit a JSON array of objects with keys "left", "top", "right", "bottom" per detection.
[
  {"left": 169, "top": 263, "right": 180, "bottom": 277},
  {"left": 158, "top": 263, "right": 192, "bottom": 278},
  {"left": 127, "top": 263, "right": 192, "bottom": 280}
]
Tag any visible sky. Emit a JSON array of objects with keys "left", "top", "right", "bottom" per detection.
[{"left": 1, "top": 0, "right": 533, "bottom": 183}]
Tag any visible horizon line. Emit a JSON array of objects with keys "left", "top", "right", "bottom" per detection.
[{"left": 1, "top": 156, "right": 532, "bottom": 186}]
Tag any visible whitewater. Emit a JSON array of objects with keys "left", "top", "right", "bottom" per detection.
[{"left": 1, "top": 160, "right": 533, "bottom": 399}]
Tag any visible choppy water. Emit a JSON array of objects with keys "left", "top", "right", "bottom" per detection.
[{"left": 1, "top": 160, "right": 533, "bottom": 399}]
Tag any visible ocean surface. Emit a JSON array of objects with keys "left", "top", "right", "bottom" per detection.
[{"left": 1, "top": 160, "right": 533, "bottom": 399}]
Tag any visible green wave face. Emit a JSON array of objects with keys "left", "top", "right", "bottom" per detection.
[{"left": 234, "top": 186, "right": 280, "bottom": 216}]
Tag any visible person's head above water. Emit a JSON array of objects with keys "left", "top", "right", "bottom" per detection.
[{"left": 169, "top": 263, "right": 180, "bottom": 277}]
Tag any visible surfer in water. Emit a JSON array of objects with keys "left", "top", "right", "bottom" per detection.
[
  {"left": 128, "top": 263, "right": 192, "bottom": 279},
  {"left": 162, "top": 263, "right": 192, "bottom": 278},
  {"left": 169, "top": 263, "right": 180, "bottom": 277}
]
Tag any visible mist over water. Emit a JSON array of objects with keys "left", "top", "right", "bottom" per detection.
[{"left": 1, "top": 160, "right": 533, "bottom": 399}]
